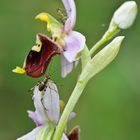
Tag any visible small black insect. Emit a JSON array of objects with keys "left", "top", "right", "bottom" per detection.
[
  {"left": 28, "top": 76, "right": 50, "bottom": 92},
  {"left": 38, "top": 76, "right": 50, "bottom": 91}
]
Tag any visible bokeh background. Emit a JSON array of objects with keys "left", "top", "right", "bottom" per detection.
[{"left": 0, "top": 0, "right": 140, "bottom": 139}]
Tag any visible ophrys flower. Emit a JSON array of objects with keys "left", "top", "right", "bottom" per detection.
[{"left": 36, "top": 0, "right": 86, "bottom": 77}]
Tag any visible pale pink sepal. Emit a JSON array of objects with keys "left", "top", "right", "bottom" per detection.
[
  {"left": 43, "top": 81, "right": 60, "bottom": 124},
  {"left": 68, "top": 112, "right": 76, "bottom": 123},
  {"left": 27, "top": 111, "right": 44, "bottom": 126},
  {"left": 62, "top": 133, "right": 69, "bottom": 140},
  {"left": 61, "top": 55, "right": 74, "bottom": 78},
  {"left": 63, "top": 31, "right": 86, "bottom": 63},
  {"left": 62, "top": 0, "right": 76, "bottom": 33},
  {"left": 17, "top": 127, "right": 43, "bottom": 140},
  {"left": 31, "top": 87, "right": 48, "bottom": 125},
  {"left": 28, "top": 81, "right": 60, "bottom": 125}
]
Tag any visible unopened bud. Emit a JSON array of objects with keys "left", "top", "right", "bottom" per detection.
[{"left": 113, "top": 1, "right": 138, "bottom": 29}]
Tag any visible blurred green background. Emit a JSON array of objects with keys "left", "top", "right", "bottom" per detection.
[{"left": 0, "top": 0, "right": 140, "bottom": 139}]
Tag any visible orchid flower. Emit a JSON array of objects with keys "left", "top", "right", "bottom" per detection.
[
  {"left": 13, "top": 0, "right": 85, "bottom": 78},
  {"left": 13, "top": 34, "right": 63, "bottom": 78},
  {"left": 35, "top": 0, "right": 86, "bottom": 77},
  {"left": 17, "top": 80, "right": 77, "bottom": 140},
  {"left": 13, "top": 1, "right": 138, "bottom": 140}
]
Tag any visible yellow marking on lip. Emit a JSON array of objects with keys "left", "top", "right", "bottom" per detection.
[
  {"left": 12, "top": 66, "right": 25, "bottom": 74},
  {"left": 31, "top": 45, "right": 41, "bottom": 52},
  {"left": 47, "top": 23, "right": 51, "bottom": 32}
]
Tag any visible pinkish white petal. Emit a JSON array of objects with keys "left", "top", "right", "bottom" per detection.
[
  {"left": 43, "top": 80, "right": 60, "bottom": 124},
  {"left": 62, "top": 0, "right": 76, "bottom": 33},
  {"left": 63, "top": 31, "right": 86, "bottom": 63},
  {"left": 61, "top": 55, "right": 74, "bottom": 78},
  {"left": 32, "top": 87, "right": 48, "bottom": 125},
  {"left": 62, "top": 133, "right": 69, "bottom": 140},
  {"left": 17, "top": 127, "right": 42, "bottom": 140},
  {"left": 68, "top": 112, "right": 76, "bottom": 123},
  {"left": 27, "top": 111, "right": 40, "bottom": 126},
  {"left": 27, "top": 111, "right": 45, "bottom": 127}
]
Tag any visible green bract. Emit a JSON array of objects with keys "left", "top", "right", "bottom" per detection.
[{"left": 80, "top": 36, "right": 124, "bottom": 81}]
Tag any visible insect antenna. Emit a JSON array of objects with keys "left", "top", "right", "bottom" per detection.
[{"left": 57, "top": 8, "right": 67, "bottom": 25}]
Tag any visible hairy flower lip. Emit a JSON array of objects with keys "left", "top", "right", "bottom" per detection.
[
  {"left": 25, "top": 34, "right": 63, "bottom": 78},
  {"left": 68, "top": 127, "right": 80, "bottom": 140}
]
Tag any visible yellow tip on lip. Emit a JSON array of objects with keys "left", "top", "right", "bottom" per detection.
[
  {"left": 35, "top": 13, "right": 49, "bottom": 22},
  {"left": 31, "top": 45, "right": 41, "bottom": 52},
  {"left": 12, "top": 66, "right": 25, "bottom": 74}
]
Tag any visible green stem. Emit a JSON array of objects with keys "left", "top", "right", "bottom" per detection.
[
  {"left": 53, "top": 24, "right": 120, "bottom": 140},
  {"left": 81, "top": 45, "right": 91, "bottom": 69},
  {"left": 53, "top": 76, "right": 89, "bottom": 140},
  {"left": 89, "top": 37, "right": 107, "bottom": 56},
  {"left": 90, "top": 26, "right": 120, "bottom": 56}
]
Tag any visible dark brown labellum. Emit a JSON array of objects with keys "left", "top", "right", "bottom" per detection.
[
  {"left": 68, "top": 127, "right": 80, "bottom": 140},
  {"left": 25, "top": 34, "right": 62, "bottom": 78}
]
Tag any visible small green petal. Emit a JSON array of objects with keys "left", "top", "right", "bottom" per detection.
[{"left": 36, "top": 13, "right": 62, "bottom": 38}]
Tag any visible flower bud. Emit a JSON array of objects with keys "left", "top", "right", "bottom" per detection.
[
  {"left": 80, "top": 36, "right": 125, "bottom": 81},
  {"left": 113, "top": 1, "right": 138, "bottom": 29}
]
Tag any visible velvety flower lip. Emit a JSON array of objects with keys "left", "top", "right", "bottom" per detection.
[
  {"left": 68, "top": 127, "right": 80, "bottom": 140},
  {"left": 13, "top": 34, "right": 63, "bottom": 78},
  {"left": 24, "top": 34, "right": 63, "bottom": 78},
  {"left": 25, "top": 34, "right": 62, "bottom": 77}
]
